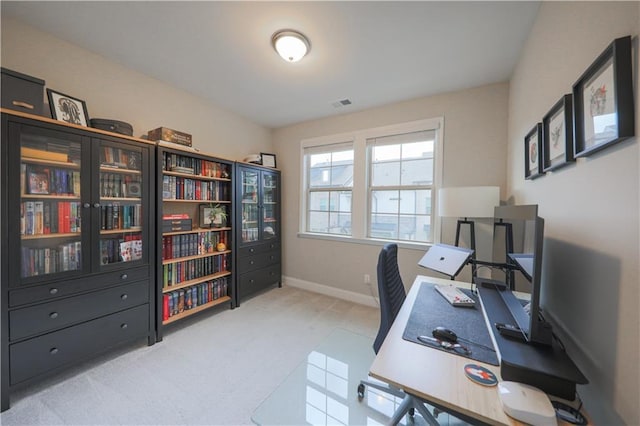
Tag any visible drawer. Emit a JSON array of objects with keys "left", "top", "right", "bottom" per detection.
[
  {"left": 10, "top": 304, "right": 149, "bottom": 385},
  {"left": 9, "top": 266, "right": 149, "bottom": 307},
  {"left": 237, "top": 250, "right": 280, "bottom": 274},
  {"left": 238, "top": 241, "right": 280, "bottom": 257},
  {"left": 10, "top": 280, "right": 149, "bottom": 341},
  {"left": 238, "top": 264, "right": 281, "bottom": 300}
]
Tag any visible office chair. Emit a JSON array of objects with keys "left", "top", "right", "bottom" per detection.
[{"left": 357, "top": 243, "right": 440, "bottom": 426}]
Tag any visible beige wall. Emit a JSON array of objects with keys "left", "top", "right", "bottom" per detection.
[
  {"left": 507, "top": 2, "right": 639, "bottom": 424},
  {"left": 1, "top": 18, "right": 271, "bottom": 159},
  {"left": 272, "top": 83, "right": 508, "bottom": 298}
]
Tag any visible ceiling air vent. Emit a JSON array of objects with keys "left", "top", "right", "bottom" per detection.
[{"left": 331, "top": 98, "right": 352, "bottom": 108}]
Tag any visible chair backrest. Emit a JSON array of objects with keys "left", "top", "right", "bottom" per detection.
[{"left": 373, "top": 243, "right": 407, "bottom": 353}]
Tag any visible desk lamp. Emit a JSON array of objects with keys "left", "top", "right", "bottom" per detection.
[{"left": 438, "top": 186, "right": 500, "bottom": 280}]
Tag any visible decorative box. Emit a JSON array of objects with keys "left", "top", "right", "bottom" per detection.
[
  {"left": 148, "top": 127, "right": 192, "bottom": 147},
  {"left": 1, "top": 67, "right": 45, "bottom": 115},
  {"left": 162, "top": 218, "right": 192, "bottom": 233}
]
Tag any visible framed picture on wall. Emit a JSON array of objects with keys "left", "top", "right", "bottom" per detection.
[
  {"left": 524, "top": 123, "right": 544, "bottom": 180},
  {"left": 542, "top": 94, "right": 574, "bottom": 172},
  {"left": 46, "top": 89, "right": 90, "bottom": 126},
  {"left": 260, "top": 153, "right": 277, "bottom": 168},
  {"left": 573, "top": 35, "right": 634, "bottom": 158}
]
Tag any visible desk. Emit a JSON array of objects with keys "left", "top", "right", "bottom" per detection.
[{"left": 369, "top": 276, "right": 514, "bottom": 425}]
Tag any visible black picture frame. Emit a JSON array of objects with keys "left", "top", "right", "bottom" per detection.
[
  {"left": 542, "top": 94, "right": 575, "bottom": 172},
  {"left": 199, "top": 203, "right": 226, "bottom": 228},
  {"left": 524, "top": 123, "right": 544, "bottom": 180},
  {"left": 260, "top": 152, "right": 277, "bottom": 168},
  {"left": 573, "top": 35, "right": 634, "bottom": 158},
  {"left": 46, "top": 88, "right": 90, "bottom": 126}
]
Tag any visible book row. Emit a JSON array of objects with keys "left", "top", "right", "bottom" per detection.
[
  {"left": 101, "top": 147, "right": 141, "bottom": 170},
  {"left": 100, "top": 234, "right": 142, "bottom": 265},
  {"left": 161, "top": 230, "right": 229, "bottom": 261},
  {"left": 162, "top": 152, "right": 230, "bottom": 178},
  {"left": 21, "top": 241, "right": 82, "bottom": 278},
  {"left": 161, "top": 255, "right": 230, "bottom": 288},
  {"left": 22, "top": 141, "right": 81, "bottom": 164},
  {"left": 22, "top": 164, "right": 80, "bottom": 196},
  {"left": 162, "top": 277, "right": 230, "bottom": 321},
  {"left": 21, "top": 201, "right": 81, "bottom": 236},
  {"left": 100, "top": 203, "right": 143, "bottom": 230},
  {"left": 161, "top": 175, "right": 230, "bottom": 201},
  {"left": 100, "top": 173, "right": 142, "bottom": 198},
  {"left": 241, "top": 227, "right": 260, "bottom": 242}
]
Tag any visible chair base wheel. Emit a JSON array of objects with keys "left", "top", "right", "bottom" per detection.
[{"left": 357, "top": 383, "right": 365, "bottom": 400}]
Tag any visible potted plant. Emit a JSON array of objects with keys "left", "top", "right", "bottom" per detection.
[{"left": 207, "top": 203, "right": 228, "bottom": 228}]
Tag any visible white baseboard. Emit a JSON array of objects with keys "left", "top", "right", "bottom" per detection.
[{"left": 283, "top": 275, "right": 378, "bottom": 308}]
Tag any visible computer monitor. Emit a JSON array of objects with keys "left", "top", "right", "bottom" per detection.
[{"left": 483, "top": 204, "right": 552, "bottom": 346}]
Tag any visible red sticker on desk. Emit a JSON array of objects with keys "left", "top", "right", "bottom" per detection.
[{"left": 464, "top": 364, "right": 498, "bottom": 386}]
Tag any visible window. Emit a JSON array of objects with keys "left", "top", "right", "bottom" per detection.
[
  {"left": 304, "top": 142, "right": 354, "bottom": 235},
  {"left": 301, "top": 118, "right": 443, "bottom": 246},
  {"left": 368, "top": 130, "right": 435, "bottom": 243}
]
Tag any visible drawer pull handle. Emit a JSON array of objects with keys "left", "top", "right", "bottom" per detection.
[
  {"left": 120, "top": 274, "right": 128, "bottom": 280},
  {"left": 270, "top": 256, "right": 275, "bottom": 260},
  {"left": 249, "top": 248, "right": 255, "bottom": 253},
  {"left": 250, "top": 260, "right": 255, "bottom": 265},
  {"left": 12, "top": 100, "right": 34, "bottom": 110},
  {"left": 49, "top": 288, "right": 58, "bottom": 295},
  {"left": 249, "top": 279, "right": 255, "bottom": 284},
  {"left": 49, "top": 312, "right": 59, "bottom": 319},
  {"left": 121, "top": 294, "right": 128, "bottom": 300},
  {"left": 94, "top": 203, "right": 100, "bottom": 208},
  {"left": 50, "top": 348, "right": 59, "bottom": 355},
  {"left": 121, "top": 323, "right": 128, "bottom": 329}
]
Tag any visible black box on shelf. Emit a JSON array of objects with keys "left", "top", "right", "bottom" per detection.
[
  {"left": 148, "top": 127, "right": 192, "bottom": 147},
  {"left": 162, "top": 218, "right": 192, "bottom": 232},
  {"left": 1, "top": 67, "right": 45, "bottom": 115}
]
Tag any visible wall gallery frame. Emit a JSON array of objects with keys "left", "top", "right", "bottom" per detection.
[
  {"left": 46, "top": 89, "right": 90, "bottom": 127},
  {"left": 573, "top": 35, "right": 634, "bottom": 158},
  {"left": 524, "top": 123, "right": 544, "bottom": 180},
  {"left": 543, "top": 94, "right": 574, "bottom": 172}
]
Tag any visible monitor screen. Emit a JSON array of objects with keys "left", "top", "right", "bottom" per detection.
[{"left": 489, "top": 204, "right": 552, "bottom": 345}]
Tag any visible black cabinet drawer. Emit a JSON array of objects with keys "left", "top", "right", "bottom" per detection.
[
  {"left": 10, "top": 280, "right": 149, "bottom": 341},
  {"left": 238, "top": 264, "right": 281, "bottom": 300},
  {"left": 9, "top": 304, "right": 149, "bottom": 385},
  {"left": 237, "top": 250, "right": 280, "bottom": 273},
  {"left": 238, "top": 241, "right": 279, "bottom": 258},
  {"left": 9, "top": 266, "right": 149, "bottom": 307}
]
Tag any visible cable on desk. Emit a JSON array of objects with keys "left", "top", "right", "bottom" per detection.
[{"left": 456, "top": 336, "right": 495, "bottom": 352}]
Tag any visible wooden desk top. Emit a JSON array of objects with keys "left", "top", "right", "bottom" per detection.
[{"left": 369, "top": 275, "right": 515, "bottom": 425}]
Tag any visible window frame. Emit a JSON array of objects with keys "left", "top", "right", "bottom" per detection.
[{"left": 299, "top": 117, "right": 444, "bottom": 249}]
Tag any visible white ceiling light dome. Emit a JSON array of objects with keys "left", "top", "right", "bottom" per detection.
[{"left": 272, "top": 30, "right": 310, "bottom": 63}]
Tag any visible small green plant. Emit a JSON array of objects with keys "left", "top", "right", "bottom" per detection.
[{"left": 208, "top": 203, "right": 228, "bottom": 227}]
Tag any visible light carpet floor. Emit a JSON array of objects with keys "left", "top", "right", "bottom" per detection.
[{"left": 1, "top": 285, "right": 382, "bottom": 425}]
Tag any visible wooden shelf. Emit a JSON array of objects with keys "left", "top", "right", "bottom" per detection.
[
  {"left": 163, "top": 227, "right": 231, "bottom": 236},
  {"left": 162, "top": 271, "right": 231, "bottom": 293},
  {"left": 21, "top": 232, "right": 81, "bottom": 240},
  {"left": 100, "top": 197, "right": 141, "bottom": 202},
  {"left": 162, "top": 250, "right": 231, "bottom": 265},
  {"left": 100, "top": 227, "right": 142, "bottom": 235},
  {"left": 21, "top": 194, "right": 80, "bottom": 200},
  {"left": 100, "top": 166, "right": 141, "bottom": 174},
  {"left": 21, "top": 158, "right": 80, "bottom": 168},
  {"left": 163, "top": 198, "right": 231, "bottom": 204},
  {"left": 162, "top": 296, "right": 232, "bottom": 325}
]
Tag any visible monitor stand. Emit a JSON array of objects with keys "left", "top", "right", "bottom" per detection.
[{"left": 477, "top": 285, "right": 588, "bottom": 400}]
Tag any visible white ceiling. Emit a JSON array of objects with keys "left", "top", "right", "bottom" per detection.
[{"left": 2, "top": 1, "right": 540, "bottom": 129}]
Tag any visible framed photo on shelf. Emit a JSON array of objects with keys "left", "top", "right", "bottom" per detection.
[
  {"left": 46, "top": 88, "right": 90, "bottom": 126},
  {"left": 199, "top": 203, "right": 227, "bottom": 228},
  {"left": 524, "top": 123, "right": 544, "bottom": 180},
  {"left": 260, "top": 152, "right": 277, "bottom": 168},
  {"left": 542, "top": 94, "right": 574, "bottom": 172},
  {"left": 573, "top": 36, "right": 634, "bottom": 158}
]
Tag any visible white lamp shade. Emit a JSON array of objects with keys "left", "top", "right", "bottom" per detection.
[
  {"left": 272, "top": 31, "right": 310, "bottom": 62},
  {"left": 438, "top": 186, "right": 500, "bottom": 218}
]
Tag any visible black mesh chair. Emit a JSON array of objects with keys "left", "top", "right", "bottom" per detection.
[{"left": 358, "top": 243, "right": 439, "bottom": 425}]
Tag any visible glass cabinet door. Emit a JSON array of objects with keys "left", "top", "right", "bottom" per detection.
[
  {"left": 17, "top": 125, "right": 86, "bottom": 283},
  {"left": 98, "top": 142, "right": 145, "bottom": 268},
  {"left": 262, "top": 172, "right": 278, "bottom": 241},
  {"left": 240, "top": 169, "right": 259, "bottom": 243}
]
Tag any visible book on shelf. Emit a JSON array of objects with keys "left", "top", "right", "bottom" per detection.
[{"left": 22, "top": 147, "right": 68, "bottom": 163}]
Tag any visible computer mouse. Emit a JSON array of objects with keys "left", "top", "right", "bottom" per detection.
[{"left": 432, "top": 326, "right": 457, "bottom": 343}]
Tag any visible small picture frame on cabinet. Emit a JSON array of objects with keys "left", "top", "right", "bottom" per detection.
[
  {"left": 46, "top": 89, "right": 90, "bottom": 127},
  {"left": 524, "top": 123, "right": 544, "bottom": 180},
  {"left": 573, "top": 36, "right": 634, "bottom": 158},
  {"left": 542, "top": 94, "right": 574, "bottom": 172},
  {"left": 260, "top": 153, "right": 277, "bottom": 168}
]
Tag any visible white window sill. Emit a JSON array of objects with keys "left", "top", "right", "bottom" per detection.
[{"left": 297, "top": 231, "right": 433, "bottom": 252}]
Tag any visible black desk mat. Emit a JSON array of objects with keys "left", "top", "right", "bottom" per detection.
[{"left": 402, "top": 281, "right": 499, "bottom": 366}]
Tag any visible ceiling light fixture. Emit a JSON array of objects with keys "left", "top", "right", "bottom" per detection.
[{"left": 272, "top": 30, "right": 310, "bottom": 63}]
